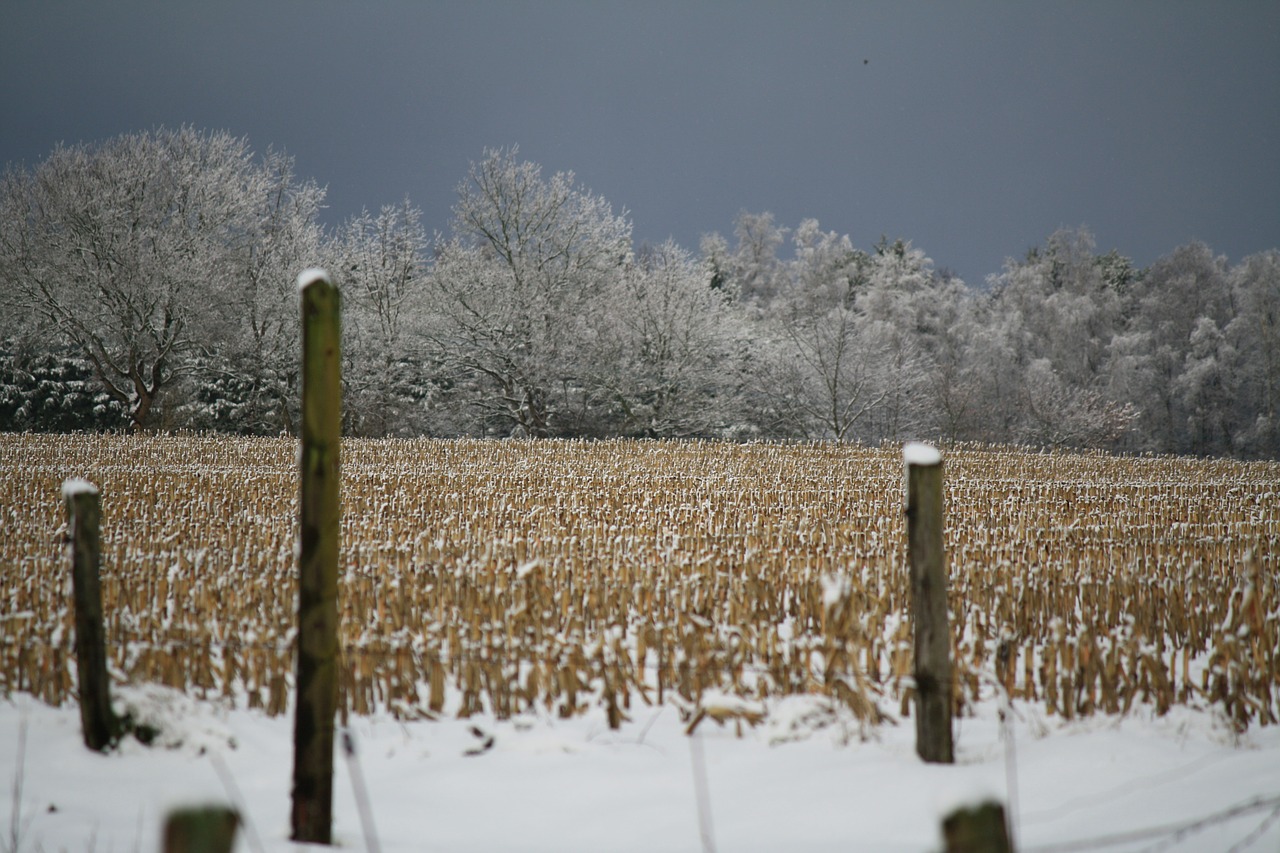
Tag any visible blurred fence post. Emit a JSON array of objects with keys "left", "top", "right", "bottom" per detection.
[
  {"left": 904, "top": 442, "right": 953, "bottom": 764},
  {"left": 163, "top": 806, "right": 240, "bottom": 853},
  {"left": 942, "top": 801, "right": 1013, "bottom": 852},
  {"left": 292, "top": 269, "right": 342, "bottom": 845},
  {"left": 63, "top": 478, "right": 118, "bottom": 752}
]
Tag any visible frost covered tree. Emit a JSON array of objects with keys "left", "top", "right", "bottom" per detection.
[
  {"left": 915, "top": 270, "right": 989, "bottom": 442},
  {"left": 1154, "top": 248, "right": 1278, "bottom": 458},
  {"left": 980, "top": 228, "right": 1135, "bottom": 449},
  {"left": 1173, "top": 317, "right": 1237, "bottom": 455},
  {"left": 334, "top": 200, "right": 434, "bottom": 436},
  {"left": 853, "top": 239, "right": 953, "bottom": 441},
  {"left": 789, "top": 219, "right": 865, "bottom": 311},
  {"left": 1224, "top": 250, "right": 1280, "bottom": 457},
  {"left": 991, "top": 228, "right": 1122, "bottom": 388},
  {"left": 970, "top": 232, "right": 1278, "bottom": 456},
  {"left": 589, "top": 240, "right": 749, "bottom": 436},
  {"left": 700, "top": 211, "right": 788, "bottom": 306},
  {"left": 185, "top": 150, "right": 327, "bottom": 434},
  {"left": 729, "top": 212, "right": 788, "bottom": 304},
  {"left": 950, "top": 291, "right": 1027, "bottom": 443},
  {"left": 0, "top": 127, "right": 324, "bottom": 431},
  {"left": 721, "top": 221, "right": 965, "bottom": 443},
  {"left": 751, "top": 223, "right": 882, "bottom": 441},
  {"left": 426, "top": 148, "right": 632, "bottom": 436},
  {"left": 757, "top": 302, "right": 897, "bottom": 441},
  {"left": 1022, "top": 359, "right": 1138, "bottom": 448},
  {"left": 1107, "top": 241, "right": 1231, "bottom": 452}
]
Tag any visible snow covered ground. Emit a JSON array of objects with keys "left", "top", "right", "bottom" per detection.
[{"left": 2, "top": 688, "right": 1278, "bottom": 852}]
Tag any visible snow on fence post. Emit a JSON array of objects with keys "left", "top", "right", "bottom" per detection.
[
  {"left": 63, "top": 478, "right": 119, "bottom": 752},
  {"left": 941, "top": 801, "right": 1013, "bottom": 853},
  {"left": 903, "top": 442, "right": 953, "bottom": 764},
  {"left": 291, "top": 269, "right": 342, "bottom": 845},
  {"left": 163, "top": 806, "right": 240, "bottom": 853}
]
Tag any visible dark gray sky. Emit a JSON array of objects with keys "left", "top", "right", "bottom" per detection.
[{"left": 3, "top": 1, "right": 1278, "bottom": 284}]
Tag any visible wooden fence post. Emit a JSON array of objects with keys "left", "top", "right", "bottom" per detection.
[
  {"left": 942, "top": 801, "right": 1013, "bottom": 853},
  {"left": 292, "top": 269, "right": 342, "bottom": 845},
  {"left": 904, "top": 442, "right": 953, "bottom": 764},
  {"left": 63, "top": 478, "right": 118, "bottom": 752},
  {"left": 163, "top": 806, "right": 240, "bottom": 853}
]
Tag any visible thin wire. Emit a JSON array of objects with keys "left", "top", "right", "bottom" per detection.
[
  {"left": 207, "top": 749, "right": 266, "bottom": 853},
  {"left": 1223, "top": 800, "right": 1280, "bottom": 853},
  {"left": 967, "top": 666, "right": 1021, "bottom": 850},
  {"left": 6, "top": 716, "right": 27, "bottom": 853},
  {"left": 1019, "top": 750, "right": 1229, "bottom": 825},
  {"left": 342, "top": 727, "right": 382, "bottom": 853},
  {"left": 1023, "top": 794, "right": 1280, "bottom": 853},
  {"left": 689, "top": 730, "right": 717, "bottom": 853},
  {"left": 1000, "top": 700, "right": 1020, "bottom": 852}
]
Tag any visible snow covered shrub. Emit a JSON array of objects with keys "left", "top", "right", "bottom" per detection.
[{"left": 0, "top": 346, "right": 129, "bottom": 432}]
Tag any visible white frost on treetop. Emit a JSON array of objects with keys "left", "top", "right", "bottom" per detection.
[
  {"left": 902, "top": 442, "right": 942, "bottom": 467},
  {"left": 61, "top": 477, "right": 99, "bottom": 498},
  {"left": 296, "top": 267, "right": 332, "bottom": 291}
]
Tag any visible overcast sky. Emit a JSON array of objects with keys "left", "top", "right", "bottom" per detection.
[{"left": 3, "top": 1, "right": 1278, "bottom": 284}]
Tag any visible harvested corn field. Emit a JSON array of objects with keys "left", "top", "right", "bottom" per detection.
[{"left": 2, "top": 433, "right": 1277, "bottom": 731}]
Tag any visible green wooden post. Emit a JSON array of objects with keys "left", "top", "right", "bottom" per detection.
[
  {"left": 904, "top": 442, "right": 953, "bottom": 764},
  {"left": 63, "top": 478, "right": 119, "bottom": 752},
  {"left": 291, "top": 269, "right": 342, "bottom": 844},
  {"left": 942, "top": 801, "right": 1014, "bottom": 853},
  {"left": 163, "top": 806, "right": 240, "bottom": 853}
]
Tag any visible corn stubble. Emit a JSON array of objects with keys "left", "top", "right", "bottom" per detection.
[{"left": 2, "top": 434, "right": 1277, "bottom": 732}]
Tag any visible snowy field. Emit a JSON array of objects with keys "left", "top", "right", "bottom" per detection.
[
  {"left": 3, "top": 688, "right": 1279, "bottom": 852},
  {"left": 4, "top": 436, "right": 1277, "bottom": 851}
]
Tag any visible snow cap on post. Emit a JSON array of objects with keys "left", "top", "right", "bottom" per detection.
[
  {"left": 61, "top": 478, "right": 100, "bottom": 499},
  {"left": 903, "top": 441, "right": 942, "bottom": 467},
  {"left": 296, "top": 267, "right": 332, "bottom": 292}
]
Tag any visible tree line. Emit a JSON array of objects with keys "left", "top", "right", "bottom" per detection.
[{"left": 1, "top": 127, "right": 1276, "bottom": 458}]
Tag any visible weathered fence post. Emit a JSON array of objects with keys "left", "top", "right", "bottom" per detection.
[
  {"left": 63, "top": 478, "right": 118, "bottom": 752},
  {"left": 904, "top": 442, "right": 953, "bottom": 764},
  {"left": 163, "top": 806, "right": 240, "bottom": 853},
  {"left": 942, "top": 801, "right": 1013, "bottom": 853},
  {"left": 292, "top": 268, "right": 342, "bottom": 845}
]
